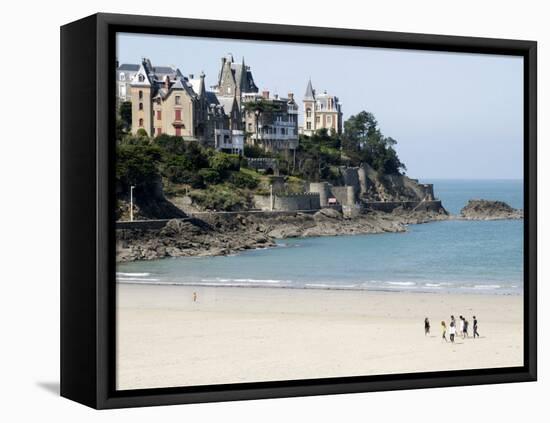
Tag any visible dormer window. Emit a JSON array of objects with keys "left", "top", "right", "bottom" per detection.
[
  {"left": 175, "top": 96, "right": 181, "bottom": 105},
  {"left": 138, "top": 74, "right": 145, "bottom": 82},
  {"left": 119, "top": 73, "right": 125, "bottom": 81}
]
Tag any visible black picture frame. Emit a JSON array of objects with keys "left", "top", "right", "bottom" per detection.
[{"left": 60, "top": 12, "right": 537, "bottom": 409}]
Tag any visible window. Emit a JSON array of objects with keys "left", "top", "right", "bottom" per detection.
[
  {"left": 119, "top": 73, "right": 125, "bottom": 81},
  {"left": 316, "top": 116, "right": 320, "bottom": 124},
  {"left": 157, "top": 128, "right": 162, "bottom": 136},
  {"left": 327, "top": 116, "right": 332, "bottom": 125},
  {"left": 119, "top": 85, "right": 126, "bottom": 98},
  {"left": 306, "top": 122, "right": 311, "bottom": 130},
  {"left": 139, "top": 103, "right": 143, "bottom": 110},
  {"left": 248, "top": 123, "right": 252, "bottom": 131},
  {"left": 157, "top": 110, "right": 161, "bottom": 120},
  {"left": 139, "top": 90, "right": 143, "bottom": 100},
  {"left": 175, "top": 95, "right": 181, "bottom": 105},
  {"left": 175, "top": 127, "right": 181, "bottom": 136},
  {"left": 175, "top": 110, "right": 182, "bottom": 121},
  {"left": 306, "top": 108, "right": 312, "bottom": 118},
  {"left": 139, "top": 118, "right": 144, "bottom": 127},
  {"left": 281, "top": 128, "right": 286, "bottom": 135},
  {"left": 138, "top": 74, "right": 145, "bottom": 82}
]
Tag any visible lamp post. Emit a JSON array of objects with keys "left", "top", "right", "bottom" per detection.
[{"left": 130, "top": 185, "right": 135, "bottom": 222}]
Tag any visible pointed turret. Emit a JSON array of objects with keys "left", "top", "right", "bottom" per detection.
[{"left": 304, "top": 79, "right": 315, "bottom": 100}]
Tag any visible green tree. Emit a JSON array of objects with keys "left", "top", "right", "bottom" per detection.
[
  {"left": 342, "top": 111, "right": 405, "bottom": 174},
  {"left": 116, "top": 143, "right": 162, "bottom": 192},
  {"left": 208, "top": 152, "right": 240, "bottom": 175},
  {"left": 119, "top": 101, "right": 132, "bottom": 129},
  {"left": 154, "top": 133, "right": 186, "bottom": 155}
]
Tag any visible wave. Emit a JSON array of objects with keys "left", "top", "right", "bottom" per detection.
[
  {"left": 117, "top": 277, "right": 160, "bottom": 282},
  {"left": 115, "top": 275, "right": 521, "bottom": 295},
  {"left": 201, "top": 278, "right": 290, "bottom": 284},
  {"left": 473, "top": 284, "right": 502, "bottom": 290},
  {"left": 116, "top": 272, "right": 151, "bottom": 277}
]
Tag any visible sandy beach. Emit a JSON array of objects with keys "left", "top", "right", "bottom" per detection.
[{"left": 116, "top": 283, "right": 523, "bottom": 390}]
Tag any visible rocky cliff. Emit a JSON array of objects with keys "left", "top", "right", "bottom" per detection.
[{"left": 459, "top": 199, "right": 523, "bottom": 220}]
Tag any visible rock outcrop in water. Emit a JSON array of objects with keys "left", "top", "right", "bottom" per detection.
[
  {"left": 116, "top": 207, "right": 449, "bottom": 262},
  {"left": 459, "top": 199, "right": 523, "bottom": 221}
]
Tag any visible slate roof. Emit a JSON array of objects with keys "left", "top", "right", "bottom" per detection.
[
  {"left": 304, "top": 79, "right": 315, "bottom": 100},
  {"left": 217, "top": 96, "right": 236, "bottom": 113},
  {"left": 117, "top": 64, "right": 140, "bottom": 71},
  {"left": 205, "top": 91, "right": 220, "bottom": 105}
]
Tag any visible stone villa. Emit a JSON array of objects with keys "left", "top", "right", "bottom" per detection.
[
  {"left": 301, "top": 79, "right": 343, "bottom": 136},
  {"left": 242, "top": 90, "right": 299, "bottom": 153},
  {"left": 116, "top": 56, "right": 340, "bottom": 154}
]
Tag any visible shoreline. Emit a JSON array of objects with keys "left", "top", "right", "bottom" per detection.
[
  {"left": 116, "top": 203, "right": 523, "bottom": 263},
  {"left": 116, "top": 208, "right": 450, "bottom": 262},
  {"left": 116, "top": 283, "right": 524, "bottom": 390},
  {"left": 115, "top": 280, "right": 523, "bottom": 296}
]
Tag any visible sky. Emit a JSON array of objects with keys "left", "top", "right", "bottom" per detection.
[{"left": 117, "top": 33, "right": 524, "bottom": 180}]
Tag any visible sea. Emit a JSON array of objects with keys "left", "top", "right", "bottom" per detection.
[{"left": 117, "top": 179, "right": 524, "bottom": 295}]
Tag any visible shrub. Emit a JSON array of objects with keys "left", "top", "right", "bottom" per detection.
[
  {"left": 154, "top": 134, "right": 186, "bottom": 155},
  {"left": 163, "top": 162, "right": 204, "bottom": 188},
  {"left": 208, "top": 152, "right": 241, "bottom": 174},
  {"left": 116, "top": 143, "right": 162, "bottom": 191},
  {"left": 244, "top": 145, "right": 269, "bottom": 158},
  {"left": 198, "top": 168, "right": 222, "bottom": 184},
  {"left": 136, "top": 128, "right": 149, "bottom": 138},
  {"left": 189, "top": 185, "right": 246, "bottom": 211},
  {"left": 229, "top": 171, "right": 259, "bottom": 189}
]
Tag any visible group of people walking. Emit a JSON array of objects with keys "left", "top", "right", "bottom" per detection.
[{"left": 424, "top": 315, "right": 480, "bottom": 343}]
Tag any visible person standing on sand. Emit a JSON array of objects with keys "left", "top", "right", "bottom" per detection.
[
  {"left": 473, "top": 316, "right": 480, "bottom": 338},
  {"left": 449, "top": 322, "right": 456, "bottom": 343},
  {"left": 193, "top": 292, "right": 197, "bottom": 302},
  {"left": 458, "top": 315, "right": 465, "bottom": 338},
  {"left": 425, "top": 317, "right": 430, "bottom": 336},
  {"left": 463, "top": 319, "right": 469, "bottom": 338},
  {"left": 441, "top": 321, "right": 447, "bottom": 342}
]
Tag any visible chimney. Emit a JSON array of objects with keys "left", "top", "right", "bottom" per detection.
[
  {"left": 274, "top": 94, "right": 279, "bottom": 100},
  {"left": 262, "top": 90, "right": 270, "bottom": 99},
  {"left": 288, "top": 92, "right": 294, "bottom": 101},
  {"left": 164, "top": 75, "right": 170, "bottom": 89},
  {"left": 189, "top": 74, "right": 194, "bottom": 79}
]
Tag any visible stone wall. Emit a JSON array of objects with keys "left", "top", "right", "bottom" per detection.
[
  {"left": 254, "top": 193, "right": 321, "bottom": 211},
  {"left": 331, "top": 186, "right": 356, "bottom": 206},
  {"left": 310, "top": 181, "right": 357, "bottom": 207},
  {"left": 340, "top": 167, "right": 361, "bottom": 195},
  {"left": 275, "top": 193, "right": 320, "bottom": 211},
  {"left": 308, "top": 182, "right": 330, "bottom": 207}
]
